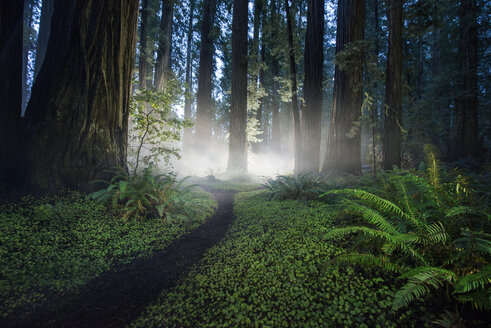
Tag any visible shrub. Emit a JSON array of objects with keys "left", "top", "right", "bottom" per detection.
[
  {"left": 320, "top": 163, "right": 491, "bottom": 316},
  {"left": 90, "top": 166, "right": 197, "bottom": 221},
  {"left": 263, "top": 173, "right": 328, "bottom": 201}
]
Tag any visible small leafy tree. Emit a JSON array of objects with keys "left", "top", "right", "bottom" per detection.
[{"left": 129, "top": 80, "right": 192, "bottom": 174}]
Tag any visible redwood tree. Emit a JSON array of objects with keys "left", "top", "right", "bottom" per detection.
[
  {"left": 194, "top": 0, "right": 216, "bottom": 150},
  {"left": 0, "top": 0, "right": 24, "bottom": 188},
  {"left": 183, "top": 0, "right": 196, "bottom": 151},
  {"left": 285, "top": 0, "right": 302, "bottom": 173},
  {"left": 322, "top": 0, "right": 366, "bottom": 175},
  {"left": 382, "top": 0, "right": 403, "bottom": 169},
  {"left": 301, "top": 0, "right": 324, "bottom": 173},
  {"left": 25, "top": 0, "right": 140, "bottom": 192},
  {"left": 154, "top": 0, "right": 174, "bottom": 90},
  {"left": 456, "top": 0, "right": 479, "bottom": 160},
  {"left": 227, "top": 0, "right": 249, "bottom": 172}
]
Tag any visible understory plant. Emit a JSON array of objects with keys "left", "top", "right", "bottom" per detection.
[
  {"left": 263, "top": 173, "right": 328, "bottom": 201},
  {"left": 90, "top": 166, "right": 198, "bottom": 222},
  {"left": 321, "top": 148, "right": 490, "bottom": 320}
]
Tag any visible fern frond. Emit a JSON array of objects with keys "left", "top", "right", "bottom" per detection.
[
  {"left": 454, "top": 289, "right": 491, "bottom": 311},
  {"left": 393, "top": 266, "right": 456, "bottom": 310},
  {"left": 341, "top": 203, "right": 400, "bottom": 234},
  {"left": 453, "top": 229, "right": 491, "bottom": 255},
  {"left": 335, "top": 253, "right": 407, "bottom": 274},
  {"left": 453, "top": 264, "right": 491, "bottom": 294},
  {"left": 322, "top": 189, "right": 414, "bottom": 222}
]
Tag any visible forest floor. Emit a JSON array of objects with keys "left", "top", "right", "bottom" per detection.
[{"left": 3, "top": 188, "right": 238, "bottom": 328}]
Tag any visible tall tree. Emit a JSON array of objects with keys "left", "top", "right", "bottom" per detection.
[
  {"left": 22, "top": 0, "right": 35, "bottom": 115},
  {"left": 270, "top": 0, "right": 281, "bottom": 154},
  {"left": 301, "top": 0, "right": 324, "bottom": 173},
  {"left": 456, "top": 0, "right": 479, "bottom": 159},
  {"left": 0, "top": 0, "right": 24, "bottom": 188},
  {"left": 227, "top": 0, "right": 248, "bottom": 172},
  {"left": 139, "top": 0, "right": 151, "bottom": 89},
  {"left": 251, "top": 0, "right": 264, "bottom": 153},
  {"left": 34, "top": 0, "right": 54, "bottom": 82},
  {"left": 194, "top": 0, "right": 216, "bottom": 150},
  {"left": 25, "top": 0, "right": 140, "bottom": 192},
  {"left": 183, "top": 0, "right": 196, "bottom": 151},
  {"left": 285, "top": 0, "right": 302, "bottom": 173},
  {"left": 154, "top": 0, "right": 174, "bottom": 90},
  {"left": 382, "top": 0, "right": 403, "bottom": 169},
  {"left": 322, "top": 0, "right": 366, "bottom": 175}
]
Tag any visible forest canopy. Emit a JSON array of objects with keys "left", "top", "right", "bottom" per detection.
[{"left": 0, "top": 0, "right": 489, "bottom": 192}]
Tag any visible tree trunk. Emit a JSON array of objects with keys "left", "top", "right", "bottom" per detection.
[
  {"left": 194, "top": 0, "right": 216, "bottom": 150},
  {"left": 301, "top": 0, "right": 324, "bottom": 173},
  {"left": 382, "top": 0, "right": 403, "bottom": 169},
  {"left": 285, "top": 0, "right": 302, "bottom": 174},
  {"left": 227, "top": 0, "right": 248, "bottom": 172},
  {"left": 322, "top": 0, "right": 366, "bottom": 175},
  {"left": 139, "top": 0, "right": 150, "bottom": 89},
  {"left": 0, "top": 0, "right": 24, "bottom": 189},
  {"left": 270, "top": 0, "right": 281, "bottom": 154},
  {"left": 22, "top": 0, "right": 35, "bottom": 115},
  {"left": 183, "top": 0, "right": 196, "bottom": 152},
  {"left": 25, "top": 0, "right": 140, "bottom": 192},
  {"left": 34, "top": 0, "right": 54, "bottom": 83},
  {"left": 154, "top": 0, "right": 174, "bottom": 90},
  {"left": 456, "top": 0, "right": 479, "bottom": 159},
  {"left": 251, "top": 0, "right": 263, "bottom": 153}
]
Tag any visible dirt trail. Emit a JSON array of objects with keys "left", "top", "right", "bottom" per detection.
[{"left": 4, "top": 189, "right": 236, "bottom": 328}]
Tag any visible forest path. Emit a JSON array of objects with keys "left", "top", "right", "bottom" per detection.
[{"left": 6, "top": 188, "right": 237, "bottom": 328}]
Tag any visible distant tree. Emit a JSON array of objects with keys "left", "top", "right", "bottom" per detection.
[
  {"left": 269, "top": 0, "right": 281, "bottom": 154},
  {"left": 0, "top": 0, "right": 24, "bottom": 188},
  {"left": 456, "top": 0, "right": 479, "bottom": 160},
  {"left": 301, "top": 0, "right": 324, "bottom": 173},
  {"left": 322, "top": 0, "right": 366, "bottom": 175},
  {"left": 154, "top": 0, "right": 174, "bottom": 90},
  {"left": 227, "top": 0, "right": 249, "bottom": 172},
  {"left": 284, "top": 0, "right": 302, "bottom": 174},
  {"left": 383, "top": 0, "right": 403, "bottom": 169},
  {"left": 194, "top": 0, "right": 216, "bottom": 150},
  {"left": 139, "top": 0, "right": 151, "bottom": 89},
  {"left": 182, "top": 0, "right": 196, "bottom": 152},
  {"left": 25, "top": 0, "right": 140, "bottom": 192}
]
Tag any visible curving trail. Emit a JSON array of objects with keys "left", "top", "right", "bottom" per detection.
[{"left": 3, "top": 189, "right": 236, "bottom": 328}]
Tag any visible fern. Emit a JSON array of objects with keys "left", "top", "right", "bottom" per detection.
[
  {"left": 334, "top": 253, "right": 407, "bottom": 274},
  {"left": 453, "top": 264, "right": 491, "bottom": 294},
  {"left": 393, "top": 266, "right": 456, "bottom": 310},
  {"left": 322, "top": 189, "right": 416, "bottom": 225}
]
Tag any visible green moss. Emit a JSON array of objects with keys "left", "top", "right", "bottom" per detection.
[
  {"left": 0, "top": 188, "right": 216, "bottom": 317},
  {"left": 132, "top": 191, "right": 415, "bottom": 328}
]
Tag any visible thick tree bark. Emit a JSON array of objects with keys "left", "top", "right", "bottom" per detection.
[
  {"left": 251, "top": 0, "right": 264, "bottom": 153},
  {"left": 456, "top": 0, "right": 479, "bottom": 159},
  {"left": 285, "top": 0, "right": 302, "bottom": 174},
  {"left": 194, "top": 0, "right": 216, "bottom": 150},
  {"left": 227, "top": 0, "right": 248, "bottom": 172},
  {"left": 382, "top": 0, "right": 403, "bottom": 169},
  {"left": 25, "top": 0, "right": 140, "bottom": 192},
  {"left": 34, "top": 0, "right": 54, "bottom": 83},
  {"left": 270, "top": 0, "right": 281, "bottom": 154},
  {"left": 139, "top": 0, "right": 150, "bottom": 89},
  {"left": 0, "top": 0, "right": 24, "bottom": 189},
  {"left": 322, "top": 0, "right": 365, "bottom": 175},
  {"left": 301, "top": 0, "right": 324, "bottom": 173},
  {"left": 22, "top": 0, "right": 35, "bottom": 115},
  {"left": 154, "top": 0, "right": 174, "bottom": 90},
  {"left": 183, "top": 0, "right": 196, "bottom": 152}
]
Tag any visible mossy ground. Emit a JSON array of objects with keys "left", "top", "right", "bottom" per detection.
[{"left": 132, "top": 191, "right": 424, "bottom": 328}]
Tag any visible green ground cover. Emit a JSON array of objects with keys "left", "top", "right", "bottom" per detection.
[
  {"left": 0, "top": 188, "right": 216, "bottom": 318},
  {"left": 132, "top": 191, "right": 418, "bottom": 328}
]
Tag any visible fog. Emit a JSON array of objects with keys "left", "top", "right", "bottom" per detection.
[{"left": 171, "top": 144, "right": 293, "bottom": 179}]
